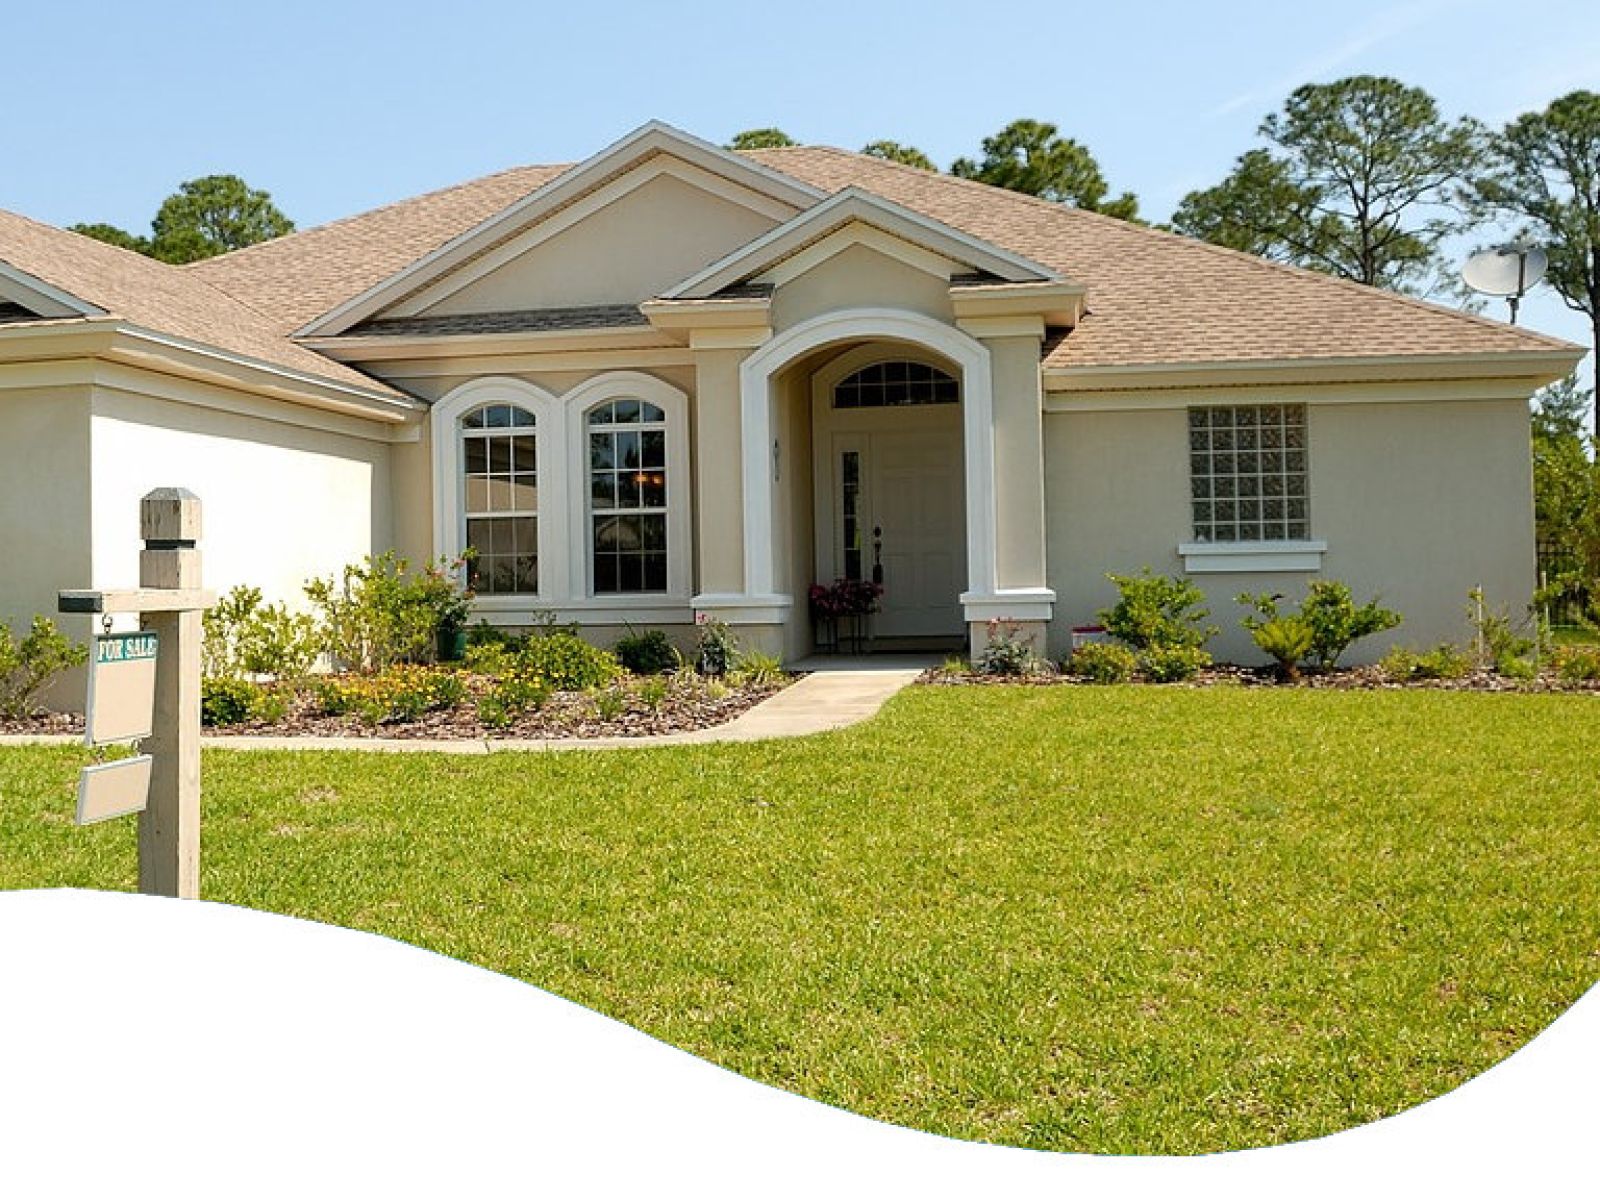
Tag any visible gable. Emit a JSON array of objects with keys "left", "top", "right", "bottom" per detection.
[
  {"left": 397, "top": 163, "right": 787, "bottom": 317},
  {"left": 0, "top": 259, "right": 103, "bottom": 320},
  {"left": 769, "top": 241, "right": 956, "bottom": 330}
]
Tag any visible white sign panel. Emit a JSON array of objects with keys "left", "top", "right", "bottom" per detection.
[
  {"left": 75, "top": 755, "right": 153, "bottom": 825},
  {"left": 85, "top": 631, "right": 158, "bottom": 746}
]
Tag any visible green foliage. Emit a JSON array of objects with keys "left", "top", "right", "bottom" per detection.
[
  {"left": 1299, "top": 580, "right": 1403, "bottom": 667},
  {"left": 149, "top": 174, "right": 294, "bottom": 263},
  {"left": 1530, "top": 376, "right": 1600, "bottom": 625},
  {"left": 463, "top": 641, "right": 516, "bottom": 677},
  {"left": 0, "top": 616, "right": 88, "bottom": 719},
  {"left": 303, "top": 552, "right": 441, "bottom": 674},
  {"left": 1099, "top": 569, "right": 1217, "bottom": 652},
  {"left": 476, "top": 667, "right": 553, "bottom": 729},
  {"left": 950, "top": 118, "right": 1139, "bottom": 220},
  {"left": 635, "top": 676, "right": 670, "bottom": 710},
  {"left": 1381, "top": 643, "right": 1472, "bottom": 682},
  {"left": 974, "top": 619, "right": 1043, "bottom": 676},
  {"left": 1477, "top": 91, "right": 1600, "bottom": 436},
  {"left": 1466, "top": 587, "right": 1540, "bottom": 675},
  {"left": 1066, "top": 641, "right": 1139, "bottom": 683},
  {"left": 614, "top": 629, "right": 677, "bottom": 675},
  {"left": 200, "top": 677, "right": 288, "bottom": 727},
  {"left": 202, "top": 585, "right": 319, "bottom": 681},
  {"left": 727, "top": 128, "right": 796, "bottom": 150},
  {"left": 590, "top": 687, "right": 628, "bottom": 721},
  {"left": 729, "top": 651, "right": 785, "bottom": 688},
  {"left": 1553, "top": 645, "right": 1600, "bottom": 682},
  {"left": 1237, "top": 593, "right": 1316, "bottom": 681},
  {"left": 860, "top": 140, "right": 937, "bottom": 171},
  {"left": 69, "top": 222, "right": 152, "bottom": 255},
  {"left": 1138, "top": 644, "right": 1212, "bottom": 683},
  {"left": 1174, "top": 76, "right": 1483, "bottom": 292},
  {"left": 310, "top": 665, "right": 465, "bottom": 725},
  {"left": 518, "top": 633, "right": 621, "bottom": 691},
  {"left": 695, "top": 619, "right": 738, "bottom": 678}
]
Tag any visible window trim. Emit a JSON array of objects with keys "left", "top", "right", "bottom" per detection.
[
  {"left": 564, "top": 371, "right": 692, "bottom": 602},
  {"left": 431, "top": 377, "right": 560, "bottom": 601}
]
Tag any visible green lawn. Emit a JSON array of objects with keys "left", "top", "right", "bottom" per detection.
[{"left": 3, "top": 686, "right": 1597, "bottom": 1155}]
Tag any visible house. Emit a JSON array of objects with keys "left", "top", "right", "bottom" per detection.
[{"left": 0, "top": 122, "right": 1583, "bottom": 669}]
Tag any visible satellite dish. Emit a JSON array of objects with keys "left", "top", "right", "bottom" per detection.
[{"left": 1462, "top": 244, "right": 1548, "bottom": 324}]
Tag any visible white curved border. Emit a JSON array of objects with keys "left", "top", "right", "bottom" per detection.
[
  {"left": 738, "top": 308, "right": 996, "bottom": 604},
  {"left": 430, "top": 376, "right": 561, "bottom": 598}
]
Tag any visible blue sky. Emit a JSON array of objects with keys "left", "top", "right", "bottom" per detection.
[{"left": 5, "top": 0, "right": 1597, "bottom": 368}]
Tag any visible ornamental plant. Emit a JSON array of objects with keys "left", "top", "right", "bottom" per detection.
[
  {"left": 1237, "top": 593, "right": 1316, "bottom": 682},
  {"left": 1099, "top": 569, "right": 1217, "bottom": 651},
  {"left": 0, "top": 616, "right": 88, "bottom": 719},
  {"left": 807, "top": 578, "right": 883, "bottom": 619},
  {"left": 1299, "top": 580, "right": 1401, "bottom": 667}
]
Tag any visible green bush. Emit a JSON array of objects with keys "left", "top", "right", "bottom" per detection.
[
  {"left": 974, "top": 619, "right": 1041, "bottom": 676},
  {"left": 1237, "top": 593, "right": 1317, "bottom": 681},
  {"left": 1381, "top": 643, "right": 1472, "bottom": 682},
  {"left": 695, "top": 619, "right": 737, "bottom": 678},
  {"left": 1467, "top": 587, "right": 1539, "bottom": 676},
  {"left": 200, "top": 677, "right": 289, "bottom": 727},
  {"left": 614, "top": 629, "right": 677, "bottom": 675},
  {"left": 1066, "top": 642, "right": 1138, "bottom": 683},
  {"left": 591, "top": 687, "right": 628, "bottom": 720},
  {"left": 0, "top": 616, "right": 88, "bottom": 720},
  {"left": 636, "top": 676, "right": 670, "bottom": 709},
  {"left": 311, "top": 665, "right": 465, "bottom": 725},
  {"left": 519, "top": 633, "right": 621, "bottom": 691},
  {"left": 1100, "top": 569, "right": 1217, "bottom": 652},
  {"left": 730, "top": 651, "right": 785, "bottom": 687},
  {"left": 203, "top": 585, "right": 320, "bottom": 681},
  {"left": 304, "top": 552, "right": 442, "bottom": 674},
  {"left": 1139, "top": 644, "right": 1212, "bottom": 683},
  {"left": 1300, "top": 581, "right": 1402, "bottom": 668},
  {"left": 476, "top": 667, "right": 552, "bottom": 729},
  {"left": 1554, "top": 645, "right": 1600, "bottom": 682},
  {"left": 462, "top": 641, "right": 516, "bottom": 677}
]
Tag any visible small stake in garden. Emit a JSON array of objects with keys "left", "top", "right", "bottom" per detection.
[{"left": 59, "top": 489, "right": 214, "bottom": 898}]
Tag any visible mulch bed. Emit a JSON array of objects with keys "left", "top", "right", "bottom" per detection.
[
  {"left": 923, "top": 663, "right": 1600, "bottom": 693},
  {"left": 0, "top": 677, "right": 790, "bottom": 742}
]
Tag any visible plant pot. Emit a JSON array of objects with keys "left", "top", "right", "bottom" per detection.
[{"left": 436, "top": 623, "right": 468, "bottom": 663}]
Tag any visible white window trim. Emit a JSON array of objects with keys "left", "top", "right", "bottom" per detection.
[
  {"left": 1178, "top": 540, "right": 1328, "bottom": 573},
  {"left": 564, "top": 371, "right": 693, "bottom": 604},
  {"left": 431, "top": 377, "right": 561, "bottom": 599}
]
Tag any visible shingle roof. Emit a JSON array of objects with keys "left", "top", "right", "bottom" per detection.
[
  {"left": 351, "top": 304, "right": 648, "bottom": 338},
  {"left": 0, "top": 209, "right": 401, "bottom": 396}
]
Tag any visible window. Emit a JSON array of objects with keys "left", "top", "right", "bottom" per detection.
[
  {"left": 462, "top": 403, "right": 538, "bottom": 594},
  {"left": 589, "top": 397, "right": 668, "bottom": 593},
  {"left": 1189, "top": 404, "right": 1308, "bottom": 543},
  {"left": 834, "top": 359, "right": 958, "bottom": 408}
]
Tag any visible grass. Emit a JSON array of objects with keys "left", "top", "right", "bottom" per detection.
[{"left": 3, "top": 685, "right": 1598, "bottom": 1155}]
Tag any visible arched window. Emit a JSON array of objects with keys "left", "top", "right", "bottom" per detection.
[
  {"left": 461, "top": 403, "right": 538, "bottom": 595},
  {"left": 588, "top": 397, "right": 668, "bottom": 593},
  {"left": 833, "top": 359, "right": 959, "bottom": 409}
]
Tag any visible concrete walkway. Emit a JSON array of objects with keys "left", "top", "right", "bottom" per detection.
[{"left": 0, "top": 657, "right": 935, "bottom": 755}]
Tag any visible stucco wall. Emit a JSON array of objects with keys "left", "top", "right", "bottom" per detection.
[
  {"left": 1043, "top": 395, "right": 1537, "bottom": 665},
  {"left": 89, "top": 389, "right": 393, "bottom": 612},
  {"left": 769, "top": 244, "right": 954, "bottom": 333},
  {"left": 0, "top": 387, "right": 92, "bottom": 642}
]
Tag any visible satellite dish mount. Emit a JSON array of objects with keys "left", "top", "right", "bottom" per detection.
[{"left": 1462, "top": 243, "right": 1548, "bottom": 325}]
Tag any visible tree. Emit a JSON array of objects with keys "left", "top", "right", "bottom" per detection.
[
  {"left": 1477, "top": 91, "right": 1600, "bottom": 439},
  {"left": 727, "top": 128, "right": 796, "bottom": 151},
  {"left": 1530, "top": 375, "right": 1600, "bottom": 625},
  {"left": 148, "top": 175, "right": 294, "bottom": 263},
  {"left": 860, "top": 140, "right": 936, "bottom": 171},
  {"left": 1173, "top": 76, "right": 1483, "bottom": 292},
  {"left": 69, "top": 222, "right": 153, "bottom": 255},
  {"left": 950, "top": 119, "right": 1138, "bottom": 220}
]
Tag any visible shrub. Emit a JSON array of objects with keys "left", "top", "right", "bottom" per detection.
[
  {"left": 519, "top": 633, "right": 621, "bottom": 691},
  {"left": 200, "top": 677, "right": 289, "bottom": 727},
  {"left": 303, "top": 552, "right": 438, "bottom": 674},
  {"left": 695, "top": 619, "right": 737, "bottom": 678},
  {"left": 1466, "top": 587, "right": 1539, "bottom": 676},
  {"left": 1139, "top": 644, "right": 1212, "bottom": 683},
  {"left": 466, "top": 622, "right": 525, "bottom": 652},
  {"left": 1381, "top": 643, "right": 1471, "bottom": 682},
  {"left": 476, "top": 667, "right": 552, "bottom": 728},
  {"left": 614, "top": 629, "right": 677, "bottom": 675},
  {"left": 1066, "top": 642, "right": 1138, "bottom": 683},
  {"left": 1299, "top": 581, "right": 1402, "bottom": 667},
  {"left": 203, "top": 585, "right": 320, "bottom": 682},
  {"left": 0, "top": 616, "right": 88, "bottom": 719},
  {"left": 1100, "top": 569, "right": 1216, "bottom": 651},
  {"left": 975, "top": 619, "right": 1041, "bottom": 676},
  {"left": 311, "top": 665, "right": 465, "bottom": 725},
  {"left": 730, "top": 651, "right": 785, "bottom": 688},
  {"left": 462, "top": 641, "right": 516, "bottom": 677},
  {"left": 636, "top": 676, "right": 670, "bottom": 709},
  {"left": 1237, "top": 593, "right": 1317, "bottom": 682},
  {"left": 591, "top": 687, "right": 628, "bottom": 720},
  {"left": 1554, "top": 645, "right": 1600, "bottom": 683}
]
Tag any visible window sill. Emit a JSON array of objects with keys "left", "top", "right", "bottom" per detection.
[{"left": 1178, "top": 540, "right": 1327, "bottom": 574}]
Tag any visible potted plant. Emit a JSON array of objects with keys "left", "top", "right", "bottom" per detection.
[
  {"left": 418, "top": 555, "right": 474, "bottom": 663},
  {"left": 807, "top": 577, "right": 883, "bottom": 654}
]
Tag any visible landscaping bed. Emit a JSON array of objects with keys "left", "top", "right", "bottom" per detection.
[{"left": 926, "top": 660, "right": 1600, "bottom": 693}]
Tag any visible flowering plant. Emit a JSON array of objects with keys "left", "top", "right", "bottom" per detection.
[{"left": 808, "top": 577, "right": 883, "bottom": 618}]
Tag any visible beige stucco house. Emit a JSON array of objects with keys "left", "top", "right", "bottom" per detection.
[{"left": 0, "top": 123, "right": 1584, "bottom": 665}]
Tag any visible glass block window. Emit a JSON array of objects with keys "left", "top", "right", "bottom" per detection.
[
  {"left": 589, "top": 398, "right": 668, "bottom": 593},
  {"left": 1189, "top": 404, "right": 1309, "bottom": 543},
  {"left": 461, "top": 404, "right": 537, "bottom": 594},
  {"left": 834, "top": 360, "right": 958, "bottom": 408}
]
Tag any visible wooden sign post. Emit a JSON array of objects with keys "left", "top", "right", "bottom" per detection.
[{"left": 60, "top": 488, "right": 214, "bottom": 899}]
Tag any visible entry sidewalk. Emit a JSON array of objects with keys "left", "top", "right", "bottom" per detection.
[{"left": 0, "top": 657, "right": 935, "bottom": 755}]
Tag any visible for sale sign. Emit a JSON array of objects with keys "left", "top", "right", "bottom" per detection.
[{"left": 85, "top": 631, "right": 158, "bottom": 747}]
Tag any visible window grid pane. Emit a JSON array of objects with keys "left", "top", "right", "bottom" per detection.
[
  {"left": 462, "top": 404, "right": 537, "bottom": 594},
  {"left": 1188, "top": 404, "right": 1308, "bottom": 542},
  {"left": 589, "top": 400, "right": 669, "bottom": 595},
  {"left": 834, "top": 360, "right": 959, "bottom": 409}
]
